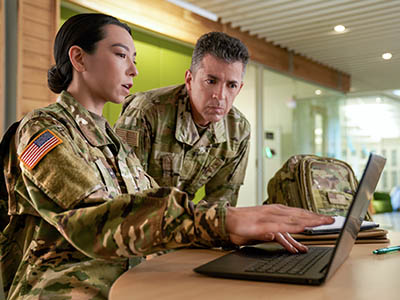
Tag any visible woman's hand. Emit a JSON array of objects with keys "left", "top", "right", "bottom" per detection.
[{"left": 225, "top": 204, "right": 334, "bottom": 253}]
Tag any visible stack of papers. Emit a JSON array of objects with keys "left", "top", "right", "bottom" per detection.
[
  {"left": 291, "top": 216, "right": 388, "bottom": 245},
  {"left": 303, "top": 216, "right": 379, "bottom": 234}
]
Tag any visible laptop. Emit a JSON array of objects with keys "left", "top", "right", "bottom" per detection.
[{"left": 194, "top": 153, "right": 386, "bottom": 285}]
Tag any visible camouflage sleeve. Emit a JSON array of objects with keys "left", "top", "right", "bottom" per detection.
[
  {"left": 39, "top": 186, "right": 231, "bottom": 259},
  {"left": 204, "top": 135, "right": 250, "bottom": 207},
  {"left": 114, "top": 94, "right": 153, "bottom": 172},
  {"left": 17, "top": 117, "right": 232, "bottom": 261}
]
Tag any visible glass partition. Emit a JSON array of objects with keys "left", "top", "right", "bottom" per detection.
[
  {"left": 339, "top": 94, "right": 400, "bottom": 192},
  {"left": 262, "top": 69, "right": 343, "bottom": 199},
  {"left": 261, "top": 68, "right": 400, "bottom": 196}
]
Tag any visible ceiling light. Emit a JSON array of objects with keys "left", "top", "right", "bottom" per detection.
[
  {"left": 382, "top": 53, "right": 392, "bottom": 60},
  {"left": 315, "top": 89, "right": 322, "bottom": 95},
  {"left": 166, "top": 0, "right": 218, "bottom": 21},
  {"left": 392, "top": 90, "right": 400, "bottom": 96},
  {"left": 286, "top": 98, "right": 297, "bottom": 109},
  {"left": 334, "top": 25, "right": 346, "bottom": 33},
  {"left": 315, "top": 128, "right": 323, "bottom": 135}
]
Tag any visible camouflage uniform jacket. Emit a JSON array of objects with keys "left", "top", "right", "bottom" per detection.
[
  {"left": 114, "top": 84, "right": 251, "bottom": 206},
  {"left": 0, "top": 91, "right": 231, "bottom": 300}
]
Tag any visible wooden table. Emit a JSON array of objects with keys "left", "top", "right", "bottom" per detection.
[{"left": 109, "top": 232, "right": 400, "bottom": 300}]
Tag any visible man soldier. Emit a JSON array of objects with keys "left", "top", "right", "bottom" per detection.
[{"left": 115, "top": 32, "right": 250, "bottom": 206}]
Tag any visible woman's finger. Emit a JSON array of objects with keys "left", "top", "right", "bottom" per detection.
[
  {"left": 274, "top": 232, "right": 298, "bottom": 253},
  {"left": 282, "top": 232, "right": 308, "bottom": 253}
]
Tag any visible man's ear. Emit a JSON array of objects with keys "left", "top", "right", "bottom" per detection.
[
  {"left": 68, "top": 45, "right": 86, "bottom": 73},
  {"left": 184, "top": 69, "right": 193, "bottom": 92}
]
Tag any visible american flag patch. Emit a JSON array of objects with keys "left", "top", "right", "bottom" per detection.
[
  {"left": 19, "top": 129, "right": 63, "bottom": 170},
  {"left": 115, "top": 128, "right": 139, "bottom": 148}
]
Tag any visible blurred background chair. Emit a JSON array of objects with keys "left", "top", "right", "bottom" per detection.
[
  {"left": 372, "top": 191, "right": 400, "bottom": 231},
  {"left": 372, "top": 192, "right": 393, "bottom": 214}
]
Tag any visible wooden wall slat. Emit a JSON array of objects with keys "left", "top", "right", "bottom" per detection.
[
  {"left": 19, "top": 98, "right": 52, "bottom": 116},
  {"left": 24, "top": 2, "right": 52, "bottom": 26},
  {"left": 22, "top": 67, "right": 48, "bottom": 85},
  {"left": 22, "top": 83, "right": 50, "bottom": 101},
  {"left": 23, "top": 18, "right": 52, "bottom": 41},
  {"left": 23, "top": 35, "right": 52, "bottom": 55},
  {"left": 67, "top": 0, "right": 350, "bottom": 93},
  {"left": 28, "top": 0, "right": 52, "bottom": 11},
  {"left": 224, "top": 25, "right": 290, "bottom": 73},
  {"left": 342, "top": 74, "right": 351, "bottom": 92},
  {"left": 23, "top": 50, "right": 51, "bottom": 70},
  {"left": 293, "top": 56, "right": 347, "bottom": 91},
  {"left": 17, "top": 0, "right": 59, "bottom": 120}
]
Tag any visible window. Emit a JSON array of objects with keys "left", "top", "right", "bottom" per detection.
[
  {"left": 392, "top": 171, "right": 398, "bottom": 187},
  {"left": 382, "top": 171, "right": 387, "bottom": 189},
  {"left": 392, "top": 149, "right": 397, "bottom": 166},
  {"left": 314, "top": 113, "right": 323, "bottom": 156}
]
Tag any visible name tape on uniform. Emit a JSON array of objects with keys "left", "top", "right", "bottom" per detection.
[{"left": 19, "top": 129, "right": 63, "bottom": 170}]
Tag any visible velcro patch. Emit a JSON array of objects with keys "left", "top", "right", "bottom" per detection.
[
  {"left": 115, "top": 128, "right": 139, "bottom": 148},
  {"left": 19, "top": 129, "right": 63, "bottom": 170},
  {"left": 327, "top": 192, "right": 348, "bottom": 205}
]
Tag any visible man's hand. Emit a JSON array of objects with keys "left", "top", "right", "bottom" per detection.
[{"left": 225, "top": 204, "right": 334, "bottom": 253}]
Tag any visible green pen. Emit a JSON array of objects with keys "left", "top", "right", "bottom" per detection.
[{"left": 373, "top": 245, "right": 400, "bottom": 255}]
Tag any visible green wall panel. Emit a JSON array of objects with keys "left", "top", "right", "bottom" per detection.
[
  {"left": 60, "top": 6, "right": 77, "bottom": 22},
  {"left": 104, "top": 32, "right": 192, "bottom": 125}
]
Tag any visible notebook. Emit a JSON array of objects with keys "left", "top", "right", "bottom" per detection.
[{"left": 194, "top": 153, "right": 386, "bottom": 285}]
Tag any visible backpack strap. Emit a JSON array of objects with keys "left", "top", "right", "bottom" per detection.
[{"left": 0, "top": 121, "right": 21, "bottom": 231}]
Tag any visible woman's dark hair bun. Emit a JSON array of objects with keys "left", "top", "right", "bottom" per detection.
[{"left": 47, "top": 65, "right": 71, "bottom": 94}]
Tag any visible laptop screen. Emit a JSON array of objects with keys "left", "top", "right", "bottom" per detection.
[{"left": 325, "top": 153, "right": 386, "bottom": 280}]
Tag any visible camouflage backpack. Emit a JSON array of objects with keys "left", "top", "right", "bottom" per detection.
[
  {"left": 0, "top": 121, "right": 20, "bottom": 297},
  {"left": 265, "top": 154, "right": 372, "bottom": 220},
  {"left": 0, "top": 122, "right": 20, "bottom": 231}
]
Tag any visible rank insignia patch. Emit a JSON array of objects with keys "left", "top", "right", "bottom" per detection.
[{"left": 19, "top": 129, "right": 63, "bottom": 169}]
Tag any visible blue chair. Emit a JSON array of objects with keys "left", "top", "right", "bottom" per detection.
[{"left": 390, "top": 187, "right": 400, "bottom": 211}]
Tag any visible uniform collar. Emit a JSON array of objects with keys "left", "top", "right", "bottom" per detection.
[
  {"left": 57, "top": 91, "right": 112, "bottom": 147},
  {"left": 175, "top": 86, "right": 227, "bottom": 146}
]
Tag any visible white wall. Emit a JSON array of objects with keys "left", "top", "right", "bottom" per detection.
[
  {"left": 262, "top": 71, "right": 295, "bottom": 199},
  {"left": 234, "top": 63, "right": 257, "bottom": 207}
]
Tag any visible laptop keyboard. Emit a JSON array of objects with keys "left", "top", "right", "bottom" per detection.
[{"left": 245, "top": 247, "right": 332, "bottom": 275}]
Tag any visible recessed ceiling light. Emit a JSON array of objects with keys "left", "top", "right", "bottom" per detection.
[
  {"left": 286, "top": 98, "right": 297, "bottom": 109},
  {"left": 315, "top": 89, "right": 322, "bottom": 95},
  {"left": 334, "top": 25, "right": 346, "bottom": 33},
  {"left": 382, "top": 52, "right": 392, "bottom": 60}
]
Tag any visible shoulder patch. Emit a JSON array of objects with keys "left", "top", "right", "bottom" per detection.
[
  {"left": 115, "top": 127, "right": 139, "bottom": 148},
  {"left": 19, "top": 129, "right": 63, "bottom": 170}
]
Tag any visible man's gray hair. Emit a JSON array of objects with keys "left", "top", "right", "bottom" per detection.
[{"left": 190, "top": 32, "right": 249, "bottom": 75}]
